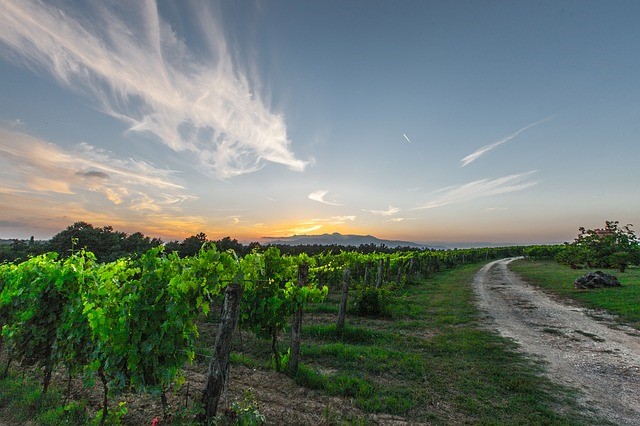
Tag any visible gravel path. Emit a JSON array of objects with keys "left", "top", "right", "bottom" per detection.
[{"left": 474, "top": 258, "right": 640, "bottom": 425}]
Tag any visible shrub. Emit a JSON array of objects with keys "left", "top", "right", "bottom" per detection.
[
  {"left": 557, "top": 221, "right": 640, "bottom": 272},
  {"left": 351, "top": 282, "right": 391, "bottom": 317}
]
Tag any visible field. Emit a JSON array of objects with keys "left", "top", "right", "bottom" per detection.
[
  {"left": 509, "top": 260, "right": 640, "bottom": 329},
  {"left": 0, "top": 260, "right": 606, "bottom": 424}
]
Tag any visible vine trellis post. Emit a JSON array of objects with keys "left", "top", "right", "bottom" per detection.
[
  {"left": 199, "top": 282, "right": 243, "bottom": 422},
  {"left": 288, "top": 264, "right": 309, "bottom": 376}
]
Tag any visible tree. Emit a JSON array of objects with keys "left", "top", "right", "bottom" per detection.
[
  {"left": 178, "top": 232, "right": 208, "bottom": 257},
  {"left": 0, "top": 238, "right": 47, "bottom": 263},
  {"left": 47, "top": 222, "right": 161, "bottom": 262},
  {"left": 558, "top": 221, "right": 640, "bottom": 272},
  {"left": 213, "top": 236, "right": 245, "bottom": 255}
]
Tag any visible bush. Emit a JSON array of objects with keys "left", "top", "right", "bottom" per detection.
[
  {"left": 524, "top": 245, "right": 563, "bottom": 260},
  {"left": 351, "top": 282, "right": 391, "bottom": 317},
  {"left": 557, "top": 221, "right": 640, "bottom": 272},
  {"left": 219, "top": 388, "right": 265, "bottom": 425}
]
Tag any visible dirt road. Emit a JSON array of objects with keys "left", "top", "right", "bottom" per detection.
[{"left": 474, "top": 258, "right": 640, "bottom": 425}]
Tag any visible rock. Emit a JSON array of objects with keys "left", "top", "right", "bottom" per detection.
[{"left": 574, "top": 271, "right": 621, "bottom": 289}]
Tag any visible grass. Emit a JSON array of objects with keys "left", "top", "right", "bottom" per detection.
[
  {"left": 1, "top": 260, "right": 612, "bottom": 424},
  {"left": 276, "top": 262, "right": 604, "bottom": 424},
  {"left": 509, "top": 260, "right": 640, "bottom": 328},
  {"left": 0, "top": 373, "right": 89, "bottom": 425}
]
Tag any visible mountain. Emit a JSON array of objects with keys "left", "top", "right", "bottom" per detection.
[
  {"left": 429, "top": 241, "right": 520, "bottom": 249},
  {"left": 263, "top": 233, "right": 447, "bottom": 250}
]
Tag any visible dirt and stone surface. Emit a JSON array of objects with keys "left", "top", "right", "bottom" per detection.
[
  {"left": 31, "top": 326, "right": 409, "bottom": 426},
  {"left": 474, "top": 258, "right": 640, "bottom": 425}
]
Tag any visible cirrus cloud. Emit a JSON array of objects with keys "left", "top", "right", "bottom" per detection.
[
  {"left": 0, "top": 1, "right": 308, "bottom": 178},
  {"left": 460, "top": 117, "right": 552, "bottom": 167},
  {"left": 308, "top": 190, "right": 343, "bottom": 206},
  {"left": 414, "top": 171, "right": 538, "bottom": 210},
  {"left": 362, "top": 205, "right": 401, "bottom": 216},
  {"left": 0, "top": 127, "right": 194, "bottom": 212}
]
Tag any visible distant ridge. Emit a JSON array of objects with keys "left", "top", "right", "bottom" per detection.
[{"left": 263, "top": 232, "right": 447, "bottom": 250}]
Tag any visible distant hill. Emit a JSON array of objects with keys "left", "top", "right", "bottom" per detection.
[
  {"left": 263, "top": 233, "right": 447, "bottom": 250},
  {"left": 430, "top": 241, "right": 520, "bottom": 249}
]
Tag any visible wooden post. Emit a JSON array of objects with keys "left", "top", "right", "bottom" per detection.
[
  {"left": 385, "top": 257, "right": 391, "bottom": 281},
  {"left": 376, "top": 258, "right": 383, "bottom": 288},
  {"left": 199, "top": 283, "right": 243, "bottom": 422},
  {"left": 336, "top": 268, "right": 350, "bottom": 333},
  {"left": 288, "top": 264, "right": 308, "bottom": 376},
  {"left": 98, "top": 365, "right": 109, "bottom": 426},
  {"left": 395, "top": 262, "right": 403, "bottom": 286}
]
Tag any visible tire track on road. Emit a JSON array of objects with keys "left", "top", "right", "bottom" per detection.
[{"left": 474, "top": 258, "right": 640, "bottom": 425}]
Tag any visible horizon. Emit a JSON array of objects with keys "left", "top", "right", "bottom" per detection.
[
  {"left": 1, "top": 226, "right": 568, "bottom": 249},
  {"left": 1, "top": 1, "right": 639, "bottom": 244}
]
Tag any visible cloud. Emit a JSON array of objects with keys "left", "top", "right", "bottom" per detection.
[
  {"left": 76, "top": 170, "right": 110, "bottom": 179},
  {"left": 0, "top": 118, "right": 25, "bottom": 130},
  {"left": 330, "top": 215, "right": 356, "bottom": 224},
  {"left": 0, "top": 127, "right": 194, "bottom": 212},
  {"left": 362, "top": 205, "right": 401, "bottom": 216},
  {"left": 306, "top": 216, "right": 356, "bottom": 225},
  {"left": 384, "top": 218, "right": 406, "bottom": 222},
  {"left": 288, "top": 224, "right": 323, "bottom": 234},
  {"left": 460, "top": 117, "right": 552, "bottom": 167},
  {"left": 227, "top": 216, "right": 247, "bottom": 226},
  {"left": 414, "top": 171, "right": 538, "bottom": 210},
  {"left": 0, "top": 1, "right": 307, "bottom": 178},
  {"left": 271, "top": 215, "right": 356, "bottom": 236},
  {"left": 0, "top": 219, "right": 29, "bottom": 228},
  {"left": 308, "top": 190, "right": 343, "bottom": 206},
  {"left": 0, "top": 187, "right": 207, "bottom": 240}
]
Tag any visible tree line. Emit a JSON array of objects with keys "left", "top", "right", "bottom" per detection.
[{"left": 1, "top": 221, "right": 434, "bottom": 264}]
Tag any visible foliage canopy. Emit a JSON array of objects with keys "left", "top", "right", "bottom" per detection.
[{"left": 556, "top": 221, "right": 640, "bottom": 272}]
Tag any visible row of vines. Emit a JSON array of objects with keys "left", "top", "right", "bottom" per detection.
[{"left": 0, "top": 243, "right": 525, "bottom": 423}]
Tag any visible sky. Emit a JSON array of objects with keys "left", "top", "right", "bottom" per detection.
[{"left": 0, "top": 0, "right": 639, "bottom": 245}]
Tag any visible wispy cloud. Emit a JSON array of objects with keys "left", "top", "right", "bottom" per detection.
[
  {"left": 0, "top": 125, "right": 231, "bottom": 239},
  {"left": 286, "top": 224, "right": 323, "bottom": 235},
  {"left": 362, "top": 206, "right": 401, "bottom": 216},
  {"left": 414, "top": 171, "right": 538, "bottom": 210},
  {"left": 384, "top": 217, "right": 405, "bottom": 222},
  {"left": 0, "top": 188, "right": 207, "bottom": 240},
  {"left": 0, "top": 1, "right": 307, "bottom": 178},
  {"left": 402, "top": 133, "right": 412, "bottom": 144},
  {"left": 1, "top": 118, "right": 25, "bottom": 130},
  {"left": 0, "top": 127, "right": 194, "bottom": 212},
  {"left": 270, "top": 215, "right": 356, "bottom": 236},
  {"left": 227, "top": 216, "right": 246, "bottom": 226},
  {"left": 308, "top": 190, "right": 343, "bottom": 206},
  {"left": 330, "top": 215, "right": 356, "bottom": 224},
  {"left": 460, "top": 117, "right": 552, "bottom": 167}
]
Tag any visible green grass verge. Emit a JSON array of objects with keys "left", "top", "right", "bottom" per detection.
[
  {"left": 0, "top": 374, "right": 89, "bottom": 425},
  {"left": 287, "top": 262, "right": 604, "bottom": 424},
  {"left": 510, "top": 260, "right": 640, "bottom": 328}
]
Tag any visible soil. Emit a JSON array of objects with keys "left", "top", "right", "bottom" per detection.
[
  {"left": 23, "top": 327, "right": 410, "bottom": 425},
  {"left": 474, "top": 258, "right": 640, "bottom": 425}
]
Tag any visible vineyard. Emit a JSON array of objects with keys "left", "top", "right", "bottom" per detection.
[{"left": 0, "top": 244, "right": 532, "bottom": 423}]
